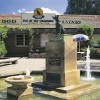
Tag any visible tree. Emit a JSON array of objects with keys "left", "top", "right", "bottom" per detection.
[
  {"left": 78, "top": 25, "right": 94, "bottom": 47},
  {"left": 0, "top": 25, "right": 9, "bottom": 40},
  {"left": 0, "top": 25, "right": 9, "bottom": 56},
  {"left": 64, "top": 0, "right": 100, "bottom": 15},
  {"left": 0, "top": 41, "right": 7, "bottom": 57}
]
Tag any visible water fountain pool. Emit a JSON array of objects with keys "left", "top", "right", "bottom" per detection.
[
  {"left": 0, "top": 75, "right": 60, "bottom": 100},
  {"left": 0, "top": 74, "right": 100, "bottom": 100}
]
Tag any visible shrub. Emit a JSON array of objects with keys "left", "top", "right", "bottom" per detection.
[
  {"left": 78, "top": 24, "right": 94, "bottom": 47},
  {"left": 0, "top": 41, "right": 7, "bottom": 57}
]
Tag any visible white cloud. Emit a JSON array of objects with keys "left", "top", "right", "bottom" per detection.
[
  {"left": 13, "top": 12, "right": 15, "bottom": 14},
  {"left": 17, "top": 7, "right": 61, "bottom": 15},
  {"left": 18, "top": 9, "right": 22, "bottom": 13},
  {"left": 41, "top": 7, "right": 61, "bottom": 15},
  {"left": 18, "top": 8, "right": 30, "bottom": 13},
  {"left": 24, "top": 11, "right": 33, "bottom": 13}
]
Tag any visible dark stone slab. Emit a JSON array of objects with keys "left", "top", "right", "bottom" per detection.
[{"left": 32, "top": 82, "right": 60, "bottom": 90}]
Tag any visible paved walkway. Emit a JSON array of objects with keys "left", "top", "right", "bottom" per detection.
[
  {"left": 78, "top": 59, "right": 100, "bottom": 72},
  {"left": 0, "top": 57, "right": 100, "bottom": 77},
  {"left": 0, "top": 57, "right": 45, "bottom": 77}
]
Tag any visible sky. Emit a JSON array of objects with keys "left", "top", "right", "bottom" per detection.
[{"left": 0, "top": 0, "right": 67, "bottom": 15}]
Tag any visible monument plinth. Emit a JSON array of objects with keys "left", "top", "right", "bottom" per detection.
[{"left": 43, "top": 34, "right": 80, "bottom": 86}]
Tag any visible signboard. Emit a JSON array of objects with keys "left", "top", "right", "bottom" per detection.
[
  {"left": 0, "top": 8, "right": 83, "bottom": 26},
  {"left": 1, "top": 19, "right": 21, "bottom": 24},
  {"left": 60, "top": 20, "right": 81, "bottom": 24},
  {"left": 21, "top": 13, "right": 55, "bottom": 24},
  {"left": 21, "top": 8, "right": 55, "bottom": 24}
]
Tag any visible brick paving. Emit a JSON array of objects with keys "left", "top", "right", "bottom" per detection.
[{"left": 0, "top": 57, "right": 100, "bottom": 77}]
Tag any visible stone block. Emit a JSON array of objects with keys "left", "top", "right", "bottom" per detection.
[{"left": 7, "top": 86, "right": 33, "bottom": 97}]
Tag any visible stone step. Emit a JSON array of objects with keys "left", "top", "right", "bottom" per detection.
[
  {"left": 55, "top": 83, "right": 91, "bottom": 93},
  {"left": 39, "top": 84, "right": 100, "bottom": 100}
]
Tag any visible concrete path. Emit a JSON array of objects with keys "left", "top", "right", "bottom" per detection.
[
  {"left": 0, "top": 57, "right": 100, "bottom": 77},
  {"left": 0, "top": 57, "right": 45, "bottom": 77},
  {"left": 78, "top": 59, "right": 100, "bottom": 67},
  {"left": 78, "top": 59, "right": 100, "bottom": 72}
]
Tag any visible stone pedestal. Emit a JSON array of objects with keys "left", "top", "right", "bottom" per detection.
[
  {"left": 43, "top": 35, "right": 80, "bottom": 86},
  {"left": 7, "top": 86, "right": 33, "bottom": 97}
]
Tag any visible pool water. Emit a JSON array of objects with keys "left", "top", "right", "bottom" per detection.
[{"left": 0, "top": 74, "right": 100, "bottom": 100}]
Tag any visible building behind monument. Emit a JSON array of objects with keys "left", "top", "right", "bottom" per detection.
[{"left": 0, "top": 12, "right": 100, "bottom": 57}]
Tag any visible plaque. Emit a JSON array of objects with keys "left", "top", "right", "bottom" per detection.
[
  {"left": 49, "top": 56, "right": 61, "bottom": 66},
  {"left": 46, "top": 73, "right": 61, "bottom": 84}
]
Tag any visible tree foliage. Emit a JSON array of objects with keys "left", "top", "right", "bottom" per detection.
[
  {"left": 78, "top": 25, "right": 94, "bottom": 47},
  {"left": 28, "top": 28, "right": 34, "bottom": 46},
  {"left": 78, "top": 25, "right": 94, "bottom": 36},
  {"left": 0, "top": 25, "right": 9, "bottom": 56},
  {"left": 0, "top": 41, "right": 7, "bottom": 56},
  {"left": 0, "top": 25, "right": 9, "bottom": 39},
  {"left": 64, "top": 0, "right": 100, "bottom": 15}
]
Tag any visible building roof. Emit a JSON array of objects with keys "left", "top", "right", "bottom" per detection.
[
  {"left": 59, "top": 15, "right": 100, "bottom": 21},
  {"left": 0, "top": 14, "right": 100, "bottom": 21},
  {"left": 0, "top": 14, "right": 21, "bottom": 20},
  {"left": 0, "top": 14, "right": 100, "bottom": 28}
]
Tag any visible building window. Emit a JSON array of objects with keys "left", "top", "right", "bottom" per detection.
[{"left": 16, "top": 34, "right": 29, "bottom": 47}]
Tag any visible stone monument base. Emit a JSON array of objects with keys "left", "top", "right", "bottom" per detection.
[
  {"left": 32, "top": 82, "right": 100, "bottom": 100},
  {"left": 7, "top": 86, "right": 33, "bottom": 97},
  {"left": 43, "top": 70, "right": 80, "bottom": 86}
]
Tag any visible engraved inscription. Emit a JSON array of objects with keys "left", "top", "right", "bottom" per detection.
[{"left": 49, "top": 56, "right": 61, "bottom": 66}]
